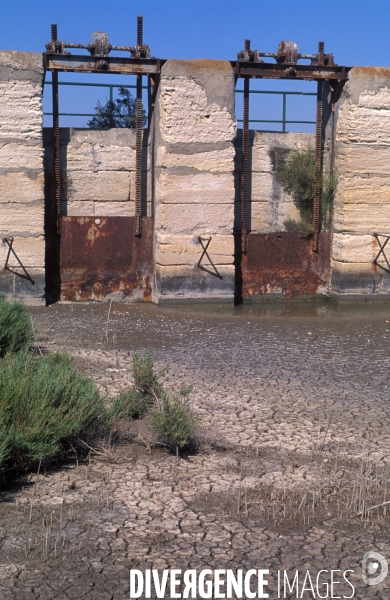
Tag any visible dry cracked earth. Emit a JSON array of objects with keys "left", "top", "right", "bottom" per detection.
[{"left": 1, "top": 301, "right": 390, "bottom": 599}]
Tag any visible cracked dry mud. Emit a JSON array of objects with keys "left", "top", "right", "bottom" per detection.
[{"left": 1, "top": 301, "right": 390, "bottom": 599}]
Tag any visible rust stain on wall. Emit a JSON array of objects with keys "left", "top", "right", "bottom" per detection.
[
  {"left": 60, "top": 216, "right": 153, "bottom": 301},
  {"left": 241, "top": 232, "right": 331, "bottom": 299}
]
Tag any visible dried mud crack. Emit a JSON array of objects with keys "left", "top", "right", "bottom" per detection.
[{"left": 1, "top": 302, "right": 390, "bottom": 599}]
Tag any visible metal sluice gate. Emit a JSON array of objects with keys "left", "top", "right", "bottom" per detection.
[{"left": 44, "top": 17, "right": 351, "bottom": 271}]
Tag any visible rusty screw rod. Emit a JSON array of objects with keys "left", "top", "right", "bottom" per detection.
[
  {"left": 137, "top": 15, "right": 143, "bottom": 48},
  {"left": 312, "top": 41, "right": 324, "bottom": 252},
  {"left": 241, "top": 41, "right": 250, "bottom": 253},
  {"left": 134, "top": 16, "right": 143, "bottom": 236},
  {"left": 51, "top": 24, "right": 61, "bottom": 236}
]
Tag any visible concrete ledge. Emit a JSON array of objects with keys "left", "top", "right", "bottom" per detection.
[
  {"left": 156, "top": 296, "right": 234, "bottom": 306},
  {"left": 242, "top": 293, "right": 329, "bottom": 303},
  {"left": 329, "top": 291, "right": 390, "bottom": 304},
  {"left": 0, "top": 271, "right": 45, "bottom": 305}
]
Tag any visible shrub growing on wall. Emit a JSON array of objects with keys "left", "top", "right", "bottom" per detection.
[{"left": 276, "top": 147, "right": 337, "bottom": 236}]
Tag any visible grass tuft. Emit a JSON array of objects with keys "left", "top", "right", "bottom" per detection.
[{"left": 0, "top": 297, "right": 32, "bottom": 357}]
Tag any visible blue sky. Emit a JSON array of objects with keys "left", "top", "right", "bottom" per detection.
[{"left": 3, "top": 0, "right": 387, "bottom": 130}]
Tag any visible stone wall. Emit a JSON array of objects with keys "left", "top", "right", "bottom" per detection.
[
  {"left": 43, "top": 128, "right": 152, "bottom": 218},
  {"left": 235, "top": 131, "right": 314, "bottom": 233},
  {"left": 0, "top": 52, "right": 45, "bottom": 305},
  {"left": 152, "top": 60, "right": 236, "bottom": 303},
  {"left": 331, "top": 67, "right": 390, "bottom": 299},
  {"left": 2, "top": 53, "right": 390, "bottom": 305}
]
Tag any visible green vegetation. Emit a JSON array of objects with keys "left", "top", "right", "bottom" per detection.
[
  {"left": 111, "top": 350, "right": 199, "bottom": 455},
  {"left": 150, "top": 388, "right": 199, "bottom": 457},
  {"left": 0, "top": 299, "right": 198, "bottom": 474},
  {"left": 111, "top": 349, "right": 163, "bottom": 420},
  {"left": 0, "top": 297, "right": 32, "bottom": 356},
  {"left": 0, "top": 351, "right": 109, "bottom": 470},
  {"left": 275, "top": 146, "right": 337, "bottom": 237}
]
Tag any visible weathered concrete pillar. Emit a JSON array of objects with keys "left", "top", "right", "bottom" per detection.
[
  {"left": 0, "top": 52, "right": 45, "bottom": 305},
  {"left": 152, "top": 60, "right": 236, "bottom": 303},
  {"left": 331, "top": 67, "right": 390, "bottom": 300}
]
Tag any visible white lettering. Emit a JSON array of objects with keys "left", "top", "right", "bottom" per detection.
[
  {"left": 129, "top": 570, "right": 143, "bottom": 599},
  {"left": 170, "top": 569, "right": 182, "bottom": 598},
  {"left": 331, "top": 570, "right": 341, "bottom": 598},
  {"left": 343, "top": 570, "right": 355, "bottom": 599},
  {"left": 244, "top": 569, "right": 257, "bottom": 599},
  {"left": 145, "top": 569, "right": 151, "bottom": 598},
  {"left": 183, "top": 569, "right": 197, "bottom": 599},
  {"left": 227, "top": 570, "right": 243, "bottom": 598},
  {"left": 316, "top": 570, "right": 329, "bottom": 599},
  {"left": 199, "top": 569, "right": 213, "bottom": 599},
  {"left": 153, "top": 570, "right": 169, "bottom": 599},
  {"left": 300, "top": 571, "right": 315, "bottom": 598},
  {"left": 214, "top": 570, "right": 226, "bottom": 598},
  {"left": 284, "top": 571, "right": 299, "bottom": 598},
  {"left": 258, "top": 570, "right": 269, "bottom": 598}
]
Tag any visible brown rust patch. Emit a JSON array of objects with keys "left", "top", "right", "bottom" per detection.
[
  {"left": 60, "top": 216, "right": 153, "bottom": 301},
  {"left": 241, "top": 232, "right": 331, "bottom": 299}
]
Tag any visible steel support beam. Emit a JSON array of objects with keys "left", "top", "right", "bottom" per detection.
[
  {"left": 43, "top": 54, "right": 163, "bottom": 75},
  {"left": 232, "top": 61, "right": 349, "bottom": 80}
]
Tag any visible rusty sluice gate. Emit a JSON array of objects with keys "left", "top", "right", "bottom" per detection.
[
  {"left": 234, "top": 38, "right": 348, "bottom": 301},
  {"left": 45, "top": 16, "right": 159, "bottom": 302},
  {"left": 240, "top": 232, "right": 331, "bottom": 299},
  {"left": 44, "top": 19, "right": 351, "bottom": 302},
  {"left": 60, "top": 217, "right": 154, "bottom": 301}
]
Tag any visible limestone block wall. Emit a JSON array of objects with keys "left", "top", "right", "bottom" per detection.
[
  {"left": 332, "top": 67, "right": 390, "bottom": 298},
  {"left": 235, "top": 131, "right": 314, "bottom": 233},
  {"left": 153, "top": 60, "right": 236, "bottom": 303},
  {"left": 43, "top": 128, "right": 152, "bottom": 218},
  {"left": 0, "top": 52, "right": 45, "bottom": 304}
]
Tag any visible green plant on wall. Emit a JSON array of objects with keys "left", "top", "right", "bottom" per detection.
[{"left": 275, "top": 146, "right": 337, "bottom": 237}]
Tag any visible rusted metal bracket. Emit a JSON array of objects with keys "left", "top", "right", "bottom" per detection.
[
  {"left": 232, "top": 61, "right": 349, "bottom": 81},
  {"left": 2, "top": 237, "right": 14, "bottom": 270},
  {"left": 197, "top": 236, "right": 222, "bottom": 279},
  {"left": 373, "top": 233, "right": 390, "bottom": 273}
]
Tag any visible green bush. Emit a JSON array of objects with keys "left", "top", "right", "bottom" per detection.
[
  {"left": 150, "top": 389, "right": 199, "bottom": 454},
  {"left": 111, "top": 388, "right": 146, "bottom": 420},
  {"left": 276, "top": 146, "right": 337, "bottom": 235},
  {"left": 132, "top": 349, "right": 162, "bottom": 398},
  {"left": 111, "top": 349, "right": 164, "bottom": 421},
  {"left": 0, "top": 297, "right": 32, "bottom": 356},
  {"left": 0, "top": 351, "right": 109, "bottom": 470}
]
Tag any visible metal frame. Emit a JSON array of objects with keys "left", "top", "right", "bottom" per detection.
[
  {"left": 234, "top": 39, "right": 350, "bottom": 254},
  {"left": 236, "top": 89, "right": 316, "bottom": 132},
  {"left": 44, "top": 16, "right": 164, "bottom": 244}
]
